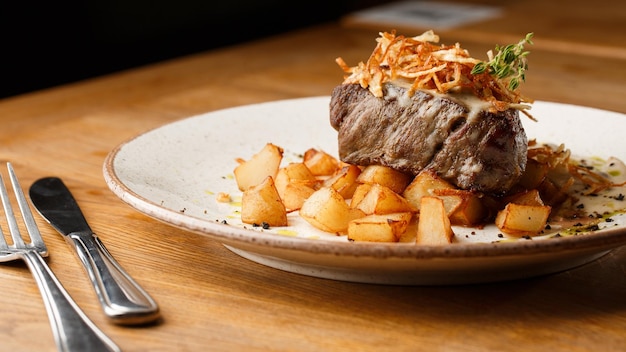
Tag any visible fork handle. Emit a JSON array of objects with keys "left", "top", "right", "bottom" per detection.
[
  {"left": 21, "top": 250, "right": 121, "bottom": 352},
  {"left": 66, "top": 232, "right": 160, "bottom": 325}
]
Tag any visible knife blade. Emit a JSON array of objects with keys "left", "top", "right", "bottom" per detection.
[{"left": 29, "top": 177, "right": 160, "bottom": 325}]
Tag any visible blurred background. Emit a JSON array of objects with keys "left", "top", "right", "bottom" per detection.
[{"left": 0, "top": 1, "right": 394, "bottom": 99}]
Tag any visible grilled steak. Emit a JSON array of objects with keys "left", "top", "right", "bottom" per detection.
[{"left": 329, "top": 83, "right": 528, "bottom": 194}]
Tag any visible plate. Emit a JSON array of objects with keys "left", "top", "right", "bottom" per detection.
[{"left": 103, "top": 97, "right": 626, "bottom": 285}]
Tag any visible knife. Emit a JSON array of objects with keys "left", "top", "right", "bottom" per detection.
[{"left": 29, "top": 177, "right": 160, "bottom": 325}]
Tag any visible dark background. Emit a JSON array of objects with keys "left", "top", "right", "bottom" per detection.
[{"left": 0, "top": 1, "right": 391, "bottom": 99}]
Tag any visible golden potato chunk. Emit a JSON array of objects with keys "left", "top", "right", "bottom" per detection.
[
  {"left": 322, "top": 164, "right": 362, "bottom": 199},
  {"left": 403, "top": 171, "right": 458, "bottom": 213},
  {"left": 503, "top": 189, "right": 545, "bottom": 206},
  {"left": 275, "top": 163, "right": 317, "bottom": 190},
  {"left": 274, "top": 163, "right": 318, "bottom": 212},
  {"left": 495, "top": 203, "right": 551, "bottom": 236},
  {"left": 348, "top": 212, "right": 413, "bottom": 242},
  {"left": 281, "top": 182, "right": 316, "bottom": 212},
  {"left": 300, "top": 187, "right": 365, "bottom": 234},
  {"left": 434, "top": 188, "right": 487, "bottom": 226},
  {"left": 356, "top": 165, "right": 413, "bottom": 194},
  {"left": 517, "top": 158, "right": 548, "bottom": 189},
  {"left": 537, "top": 178, "right": 572, "bottom": 207},
  {"left": 241, "top": 176, "right": 288, "bottom": 227},
  {"left": 415, "top": 196, "right": 454, "bottom": 245},
  {"left": 349, "top": 183, "right": 372, "bottom": 209},
  {"left": 234, "top": 143, "right": 283, "bottom": 191},
  {"left": 303, "top": 148, "right": 340, "bottom": 176},
  {"left": 353, "top": 184, "right": 415, "bottom": 215}
]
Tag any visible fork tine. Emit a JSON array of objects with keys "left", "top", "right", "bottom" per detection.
[
  {"left": 0, "top": 164, "right": 8, "bottom": 252},
  {"left": 0, "top": 164, "right": 26, "bottom": 248},
  {"left": 0, "top": 192, "right": 8, "bottom": 253},
  {"left": 7, "top": 163, "right": 47, "bottom": 254}
]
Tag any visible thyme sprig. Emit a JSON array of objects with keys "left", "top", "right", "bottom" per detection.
[{"left": 472, "top": 33, "right": 534, "bottom": 91}]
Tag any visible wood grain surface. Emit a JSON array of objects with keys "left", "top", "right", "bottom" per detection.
[{"left": 0, "top": 1, "right": 624, "bottom": 350}]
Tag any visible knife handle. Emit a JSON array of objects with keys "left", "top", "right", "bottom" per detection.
[{"left": 67, "top": 232, "right": 160, "bottom": 325}]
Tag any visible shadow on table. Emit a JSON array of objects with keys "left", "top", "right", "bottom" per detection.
[{"left": 233, "top": 245, "right": 626, "bottom": 320}]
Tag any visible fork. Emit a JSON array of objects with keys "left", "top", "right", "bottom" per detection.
[{"left": 0, "top": 163, "right": 121, "bottom": 352}]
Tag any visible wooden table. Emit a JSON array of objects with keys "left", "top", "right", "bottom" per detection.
[{"left": 0, "top": 1, "right": 624, "bottom": 350}]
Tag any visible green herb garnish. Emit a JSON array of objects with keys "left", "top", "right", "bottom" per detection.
[{"left": 471, "top": 33, "right": 534, "bottom": 91}]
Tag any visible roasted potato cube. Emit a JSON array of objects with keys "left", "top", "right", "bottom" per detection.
[
  {"left": 397, "top": 219, "right": 419, "bottom": 243},
  {"left": 348, "top": 212, "right": 413, "bottom": 242},
  {"left": 300, "top": 187, "right": 365, "bottom": 234},
  {"left": 356, "top": 165, "right": 413, "bottom": 194},
  {"left": 303, "top": 148, "right": 340, "bottom": 176},
  {"left": 518, "top": 158, "right": 548, "bottom": 189},
  {"left": 322, "top": 164, "right": 362, "bottom": 199},
  {"left": 495, "top": 203, "right": 551, "bottom": 236},
  {"left": 415, "top": 196, "right": 454, "bottom": 245},
  {"left": 234, "top": 143, "right": 283, "bottom": 191},
  {"left": 538, "top": 178, "right": 572, "bottom": 207},
  {"left": 349, "top": 183, "right": 372, "bottom": 208},
  {"left": 241, "top": 176, "right": 288, "bottom": 227},
  {"left": 281, "top": 182, "right": 316, "bottom": 212},
  {"left": 353, "top": 184, "right": 416, "bottom": 215},
  {"left": 434, "top": 188, "right": 487, "bottom": 226},
  {"left": 451, "top": 197, "right": 486, "bottom": 226},
  {"left": 504, "top": 189, "right": 545, "bottom": 206},
  {"left": 275, "top": 163, "right": 318, "bottom": 197},
  {"left": 403, "top": 171, "right": 459, "bottom": 214}
]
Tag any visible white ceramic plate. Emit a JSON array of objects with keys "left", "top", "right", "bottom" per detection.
[{"left": 103, "top": 97, "right": 626, "bottom": 285}]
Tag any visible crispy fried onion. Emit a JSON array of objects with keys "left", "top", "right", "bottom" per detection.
[
  {"left": 527, "top": 141, "right": 624, "bottom": 197},
  {"left": 336, "top": 30, "right": 534, "bottom": 116}
]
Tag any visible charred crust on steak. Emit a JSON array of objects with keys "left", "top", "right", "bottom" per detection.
[{"left": 330, "top": 83, "right": 528, "bottom": 194}]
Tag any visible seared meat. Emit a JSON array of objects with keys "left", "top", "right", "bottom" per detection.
[{"left": 329, "top": 83, "right": 527, "bottom": 194}]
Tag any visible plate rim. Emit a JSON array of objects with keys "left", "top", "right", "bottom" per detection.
[{"left": 103, "top": 96, "right": 626, "bottom": 261}]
